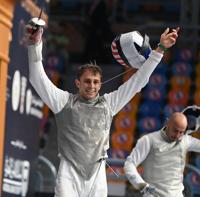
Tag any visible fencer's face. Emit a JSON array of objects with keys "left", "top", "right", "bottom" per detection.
[
  {"left": 165, "top": 113, "right": 188, "bottom": 142},
  {"left": 75, "top": 70, "right": 101, "bottom": 100},
  {"left": 166, "top": 125, "right": 186, "bottom": 141}
]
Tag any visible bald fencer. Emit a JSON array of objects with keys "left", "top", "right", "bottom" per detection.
[
  {"left": 124, "top": 111, "right": 200, "bottom": 197},
  {"left": 24, "top": 19, "right": 179, "bottom": 197}
]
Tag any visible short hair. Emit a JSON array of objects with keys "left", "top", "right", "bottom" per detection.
[{"left": 76, "top": 62, "right": 103, "bottom": 80}]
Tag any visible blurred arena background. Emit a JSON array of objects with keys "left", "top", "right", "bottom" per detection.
[{"left": 0, "top": 0, "right": 200, "bottom": 196}]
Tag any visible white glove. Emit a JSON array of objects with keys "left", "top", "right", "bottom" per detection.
[
  {"left": 140, "top": 183, "right": 157, "bottom": 197},
  {"left": 24, "top": 22, "right": 43, "bottom": 45}
]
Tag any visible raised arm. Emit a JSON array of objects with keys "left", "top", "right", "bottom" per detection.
[
  {"left": 25, "top": 23, "right": 69, "bottom": 114},
  {"left": 104, "top": 27, "right": 179, "bottom": 115}
]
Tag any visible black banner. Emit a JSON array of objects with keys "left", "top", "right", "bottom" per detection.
[{"left": 2, "top": 1, "right": 49, "bottom": 197}]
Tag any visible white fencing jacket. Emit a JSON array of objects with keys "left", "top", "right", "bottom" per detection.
[
  {"left": 28, "top": 41, "right": 163, "bottom": 179},
  {"left": 124, "top": 129, "right": 200, "bottom": 197}
]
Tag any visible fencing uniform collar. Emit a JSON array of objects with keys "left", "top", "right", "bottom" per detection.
[
  {"left": 160, "top": 127, "right": 182, "bottom": 143},
  {"left": 161, "top": 127, "right": 171, "bottom": 143},
  {"left": 78, "top": 93, "right": 100, "bottom": 104}
]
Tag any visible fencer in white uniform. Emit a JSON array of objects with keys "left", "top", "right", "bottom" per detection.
[
  {"left": 25, "top": 23, "right": 179, "bottom": 197},
  {"left": 124, "top": 112, "right": 200, "bottom": 197}
]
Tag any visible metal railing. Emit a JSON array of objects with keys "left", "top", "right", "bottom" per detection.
[{"left": 35, "top": 155, "right": 57, "bottom": 193}]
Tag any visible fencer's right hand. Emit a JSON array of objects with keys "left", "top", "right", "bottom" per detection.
[
  {"left": 24, "top": 23, "right": 43, "bottom": 45},
  {"left": 140, "top": 183, "right": 157, "bottom": 197}
]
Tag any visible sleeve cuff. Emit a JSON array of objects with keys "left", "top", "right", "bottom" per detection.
[
  {"left": 28, "top": 41, "right": 43, "bottom": 62},
  {"left": 150, "top": 50, "right": 163, "bottom": 61}
]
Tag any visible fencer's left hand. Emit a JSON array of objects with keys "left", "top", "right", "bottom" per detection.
[{"left": 159, "top": 27, "right": 180, "bottom": 49}]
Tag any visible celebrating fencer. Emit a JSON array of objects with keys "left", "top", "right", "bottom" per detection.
[{"left": 24, "top": 15, "right": 179, "bottom": 197}]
